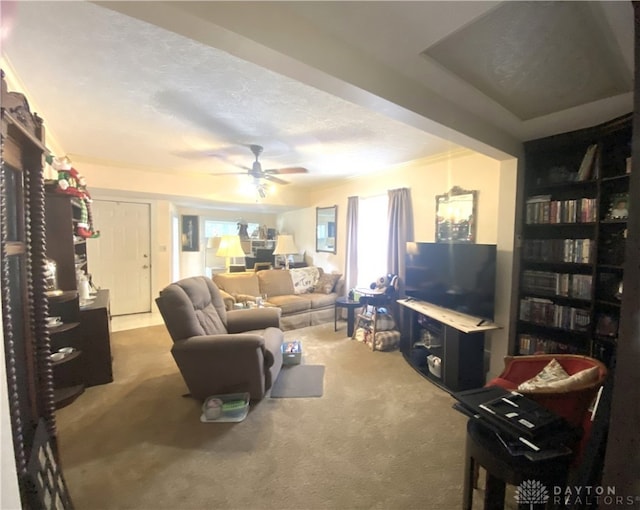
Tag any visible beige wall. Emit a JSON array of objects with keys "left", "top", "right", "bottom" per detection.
[
  {"left": 281, "top": 150, "right": 503, "bottom": 268},
  {"left": 280, "top": 150, "right": 519, "bottom": 377}
]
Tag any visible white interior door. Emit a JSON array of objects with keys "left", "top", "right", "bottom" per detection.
[{"left": 86, "top": 200, "right": 151, "bottom": 316}]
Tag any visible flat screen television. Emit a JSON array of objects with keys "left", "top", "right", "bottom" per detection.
[{"left": 405, "top": 242, "right": 497, "bottom": 320}]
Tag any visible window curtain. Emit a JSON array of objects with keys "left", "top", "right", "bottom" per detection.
[
  {"left": 345, "top": 196, "right": 359, "bottom": 293},
  {"left": 387, "top": 188, "right": 414, "bottom": 290}
]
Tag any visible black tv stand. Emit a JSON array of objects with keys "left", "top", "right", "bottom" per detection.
[{"left": 398, "top": 299, "right": 501, "bottom": 393}]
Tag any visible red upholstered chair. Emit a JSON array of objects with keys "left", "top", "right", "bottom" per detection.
[{"left": 486, "top": 354, "right": 607, "bottom": 429}]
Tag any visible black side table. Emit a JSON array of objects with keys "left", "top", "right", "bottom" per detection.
[
  {"left": 334, "top": 297, "right": 361, "bottom": 337},
  {"left": 463, "top": 419, "right": 572, "bottom": 510}
]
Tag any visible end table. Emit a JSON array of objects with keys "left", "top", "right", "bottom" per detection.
[{"left": 334, "top": 297, "right": 361, "bottom": 337}]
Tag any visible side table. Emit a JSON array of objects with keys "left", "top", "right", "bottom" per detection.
[{"left": 334, "top": 297, "right": 361, "bottom": 337}]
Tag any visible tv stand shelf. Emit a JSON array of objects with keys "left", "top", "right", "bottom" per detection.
[
  {"left": 398, "top": 299, "right": 500, "bottom": 334},
  {"left": 398, "top": 299, "right": 501, "bottom": 393}
]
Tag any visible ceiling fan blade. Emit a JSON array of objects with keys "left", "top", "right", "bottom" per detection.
[
  {"left": 265, "top": 167, "right": 309, "bottom": 175},
  {"left": 263, "top": 174, "right": 290, "bottom": 185},
  {"left": 208, "top": 171, "right": 247, "bottom": 177}
]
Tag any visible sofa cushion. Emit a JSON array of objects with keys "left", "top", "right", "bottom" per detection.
[
  {"left": 308, "top": 292, "right": 337, "bottom": 309},
  {"left": 266, "top": 294, "right": 311, "bottom": 315},
  {"left": 290, "top": 266, "right": 320, "bottom": 294},
  {"left": 519, "top": 361, "right": 600, "bottom": 393},
  {"left": 257, "top": 269, "right": 295, "bottom": 297},
  {"left": 517, "top": 358, "right": 569, "bottom": 392},
  {"left": 314, "top": 272, "right": 342, "bottom": 294},
  {"left": 213, "top": 273, "right": 260, "bottom": 298}
]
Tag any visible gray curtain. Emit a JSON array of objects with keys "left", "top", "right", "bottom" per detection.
[
  {"left": 345, "top": 196, "right": 359, "bottom": 294},
  {"left": 387, "top": 188, "right": 414, "bottom": 290}
]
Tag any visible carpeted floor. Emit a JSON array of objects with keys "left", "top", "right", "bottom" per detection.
[{"left": 56, "top": 322, "right": 483, "bottom": 509}]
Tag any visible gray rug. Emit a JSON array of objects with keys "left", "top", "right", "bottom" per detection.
[{"left": 270, "top": 364, "right": 325, "bottom": 398}]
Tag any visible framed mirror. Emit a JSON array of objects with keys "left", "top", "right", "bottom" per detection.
[
  {"left": 436, "top": 187, "right": 477, "bottom": 243},
  {"left": 316, "top": 205, "right": 337, "bottom": 253}
]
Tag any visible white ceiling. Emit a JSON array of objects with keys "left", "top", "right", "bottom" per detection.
[{"left": 1, "top": 1, "right": 634, "bottom": 197}]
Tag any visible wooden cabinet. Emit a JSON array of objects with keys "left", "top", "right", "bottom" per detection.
[
  {"left": 1, "top": 70, "right": 73, "bottom": 507},
  {"left": 45, "top": 194, "right": 113, "bottom": 395},
  {"left": 44, "top": 193, "right": 89, "bottom": 407},
  {"left": 399, "top": 300, "right": 500, "bottom": 392},
  {"left": 47, "top": 292, "right": 84, "bottom": 408},
  {"left": 79, "top": 289, "right": 113, "bottom": 386},
  {"left": 517, "top": 113, "right": 632, "bottom": 367}
]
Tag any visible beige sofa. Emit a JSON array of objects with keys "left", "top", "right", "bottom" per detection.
[{"left": 213, "top": 267, "right": 344, "bottom": 331}]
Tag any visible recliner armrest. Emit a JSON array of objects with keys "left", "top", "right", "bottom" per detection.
[
  {"left": 217, "top": 288, "right": 236, "bottom": 310},
  {"left": 226, "top": 307, "right": 281, "bottom": 333},
  {"left": 172, "top": 334, "right": 265, "bottom": 354}
]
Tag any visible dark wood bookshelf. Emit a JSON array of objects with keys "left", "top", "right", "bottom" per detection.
[{"left": 516, "top": 112, "right": 632, "bottom": 368}]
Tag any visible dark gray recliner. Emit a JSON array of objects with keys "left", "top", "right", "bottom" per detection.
[{"left": 156, "top": 276, "right": 284, "bottom": 401}]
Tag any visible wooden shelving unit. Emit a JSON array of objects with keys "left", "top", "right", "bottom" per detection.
[{"left": 516, "top": 113, "right": 632, "bottom": 368}]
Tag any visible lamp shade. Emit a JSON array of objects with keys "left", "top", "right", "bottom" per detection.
[
  {"left": 273, "top": 234, "right": 298, "bottom": 255},
  {"left": 207, "top": 237, "right": 220, "bottom": 250},
  {"left": 215, "top": 235, "right": 246, "bottom": 258}
]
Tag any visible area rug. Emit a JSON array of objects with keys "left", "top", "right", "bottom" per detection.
[{"left": 270, "top": 364, "right": 325, "bottom": 398}]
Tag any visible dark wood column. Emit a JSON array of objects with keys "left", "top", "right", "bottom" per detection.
[{"left": 602, "top": 1, "right": 640, "bottom": 496}]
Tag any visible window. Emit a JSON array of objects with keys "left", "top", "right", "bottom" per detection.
[
  {"left": 356, "top": 194, "right": 388, "bottom": 287},
  {"left": 204, "top": 220, "right": 260, "bottom": 238}
]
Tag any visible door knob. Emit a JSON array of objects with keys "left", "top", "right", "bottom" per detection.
[{"left": 142, "top": 265, "right": 149, "bottom": 269}]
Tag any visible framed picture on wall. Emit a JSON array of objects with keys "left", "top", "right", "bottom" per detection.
[{"left": 181, "top": 215, "right": 199, "bottom": 252}]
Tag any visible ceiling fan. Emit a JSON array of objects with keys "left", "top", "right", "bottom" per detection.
[{"left": 210, "top": 144, "right": 309, "bottom": 186}]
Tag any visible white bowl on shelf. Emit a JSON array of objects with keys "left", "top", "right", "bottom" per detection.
[
  {"left": 46, "top": 316, "right": 62, "bottom": 327},
  {"left": 50, "top": 352, "right": 65, "bottom": 362},
  {"left": 58, "top": 347, "right": 74, "bottom": 355}
]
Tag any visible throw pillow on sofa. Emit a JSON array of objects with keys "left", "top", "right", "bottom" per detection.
[
  {"left": 290, "top": 267, "right": 320, "bottom": 294},
  {"left": 314, "top": 273, "right": 342, "bottom": 294},
  {"left": 517, "top": 358, "right": 599, "bottom": 393}
]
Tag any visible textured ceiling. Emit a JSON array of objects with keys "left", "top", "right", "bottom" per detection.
[
  {"left": 1, "top": 1, "right": 458, "bottom": 187},
  {"left": 0, "top": 1, "right": 634, "bottom": 200},
  {"left": 423, "top": 1, "right": 632, "bottom": 120}
]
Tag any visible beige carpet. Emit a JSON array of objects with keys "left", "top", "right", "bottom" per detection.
[{"left": 56, "top": 322, "right": 477, "bottom": 510}]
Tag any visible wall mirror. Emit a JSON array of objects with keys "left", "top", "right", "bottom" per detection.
[
  {"left": 316, "top": 205, "right": 337, "bottom": 253},
  {"left": 436, "top": 187, "right": 477, "bottom": 243}
]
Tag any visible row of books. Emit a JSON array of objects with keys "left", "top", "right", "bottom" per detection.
[
  {"left": 525, "top": 196, "right": 597, "bottom": 224},
  {"left": 522, "top": 270, "right": 592, "bottom": 300},
  {"left": 517, "top": 334, "right": 582, "bottom": 355},
  {"left": 522, "top": 238, "right": 593, "bottom": 264},
  {"left": 519, "top": 297, "right": 591, "bottom": 332}
]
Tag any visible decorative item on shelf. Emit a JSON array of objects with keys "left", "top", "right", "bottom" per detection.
[
  {"left": 626, "top": 157, "right": 632, "bottom": 174},
  {"left": 273, "top": 234, "right": 298, "bottom": 270},
  {"left": 237, "top": 218, "right": 249, "bottom": 240},
  {"left": 216, "top": 235, "right": 246, "bottom": 271},
  {"left": 576, "top": 144, "right": 598, "bottom": 181},
  {"left": 606, "top": 192, "right": 629, "bottom": 220},
  {"left": 43, "top": 257, "right": 61, "bottom": 296},
  {"left": 596, "top": 314, "right": 619, "bottom": 337},
  {"left": 47, "top": 154, "right": 100, "bottom": 238}
]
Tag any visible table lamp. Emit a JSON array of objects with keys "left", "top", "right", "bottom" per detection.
[
  {"left": 216, "top": 235, "right": 246, "bottom": 271},
  {"left": 273, "top": 234, "right": 298, "bottom": 270}
]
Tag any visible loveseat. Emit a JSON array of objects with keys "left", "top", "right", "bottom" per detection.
[{"left": 213, "top": 267, "right": 344, "bottom": 331}]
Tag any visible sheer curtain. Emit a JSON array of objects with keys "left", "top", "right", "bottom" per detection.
[
  {"left": 357, "top": 194, "right": 388, "bottom": 287},
  {"left": 344, "top": 196, "right": 359, "bottom": 293},
  {"left": 387, "top": 188, "right": 414, "bottom": 291}
]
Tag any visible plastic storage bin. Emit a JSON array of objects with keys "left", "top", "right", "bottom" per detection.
[
  {"left": 200, "top": 392, "right": 250, "bottom": 423},
  {"left": 282, "top": 341, "right": 302, "bottom": 365},
  {"left": 427, "top": 354, "right": 442, "bottom": 379}
]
